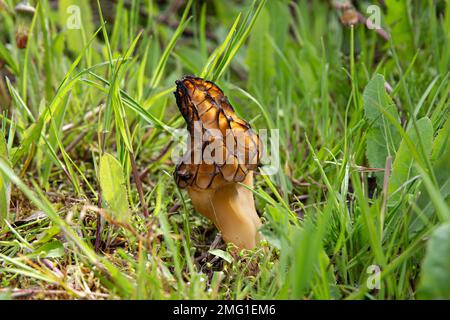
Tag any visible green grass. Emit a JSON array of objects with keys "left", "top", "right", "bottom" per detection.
[{"left": 0, "top": 0, "right": 449, "bottom": 300}]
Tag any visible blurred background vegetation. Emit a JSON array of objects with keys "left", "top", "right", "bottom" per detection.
[{"left": 0, "top": 0, "right": 449, "bottom": 299}]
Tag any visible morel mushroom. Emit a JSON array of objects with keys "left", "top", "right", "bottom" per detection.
[{"left": 174, "top": 76, "right": 263, "bottom": 250}]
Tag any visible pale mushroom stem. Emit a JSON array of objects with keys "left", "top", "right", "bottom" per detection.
[{"left": 187, "top": 172, "right": 262, "bottom": 250}]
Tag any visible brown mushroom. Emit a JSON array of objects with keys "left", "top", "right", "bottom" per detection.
[{"left": 173, "top": 76, "right": 263, "bottom": 250}]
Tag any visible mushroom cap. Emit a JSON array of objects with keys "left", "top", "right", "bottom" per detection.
[
  {"left": 174, "top": 76, "right": 261, "bottom": 190},
  {"left": 15, "top": 1, "right": 35, "bottom": 15}
]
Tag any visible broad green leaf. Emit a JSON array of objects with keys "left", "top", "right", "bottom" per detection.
[
  {"left": 363, "top": 74, "right": 401, "bottom": 185},
  {"left": 429, "top": 118, "right": 450, "bottom": 206},
  {"left": 388, "top": 117, "right": 433, "bottom": 204},
  {"left": 431, "top": 115, "right": 450, "bottom": 163},
  {"left": 0, "top": 131, "right": 10, "bottom": 227},
  {"left": 99, "top": 153, "right": 130, "bottom": 222},
  {"left": 30, "top": 240, "right": 65, "bottom": 259},
  {"left": 418, "top": 223, "right": 450, "bottom": 299},
  {"left": 410, "top": 117, "right": 450, "bottom": 235},
  {"left": 208, "top": 249, "right": 233, "bottom": 264},
  {"left": 35, "top": 225, "right": 62, "bottom": 245}
]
